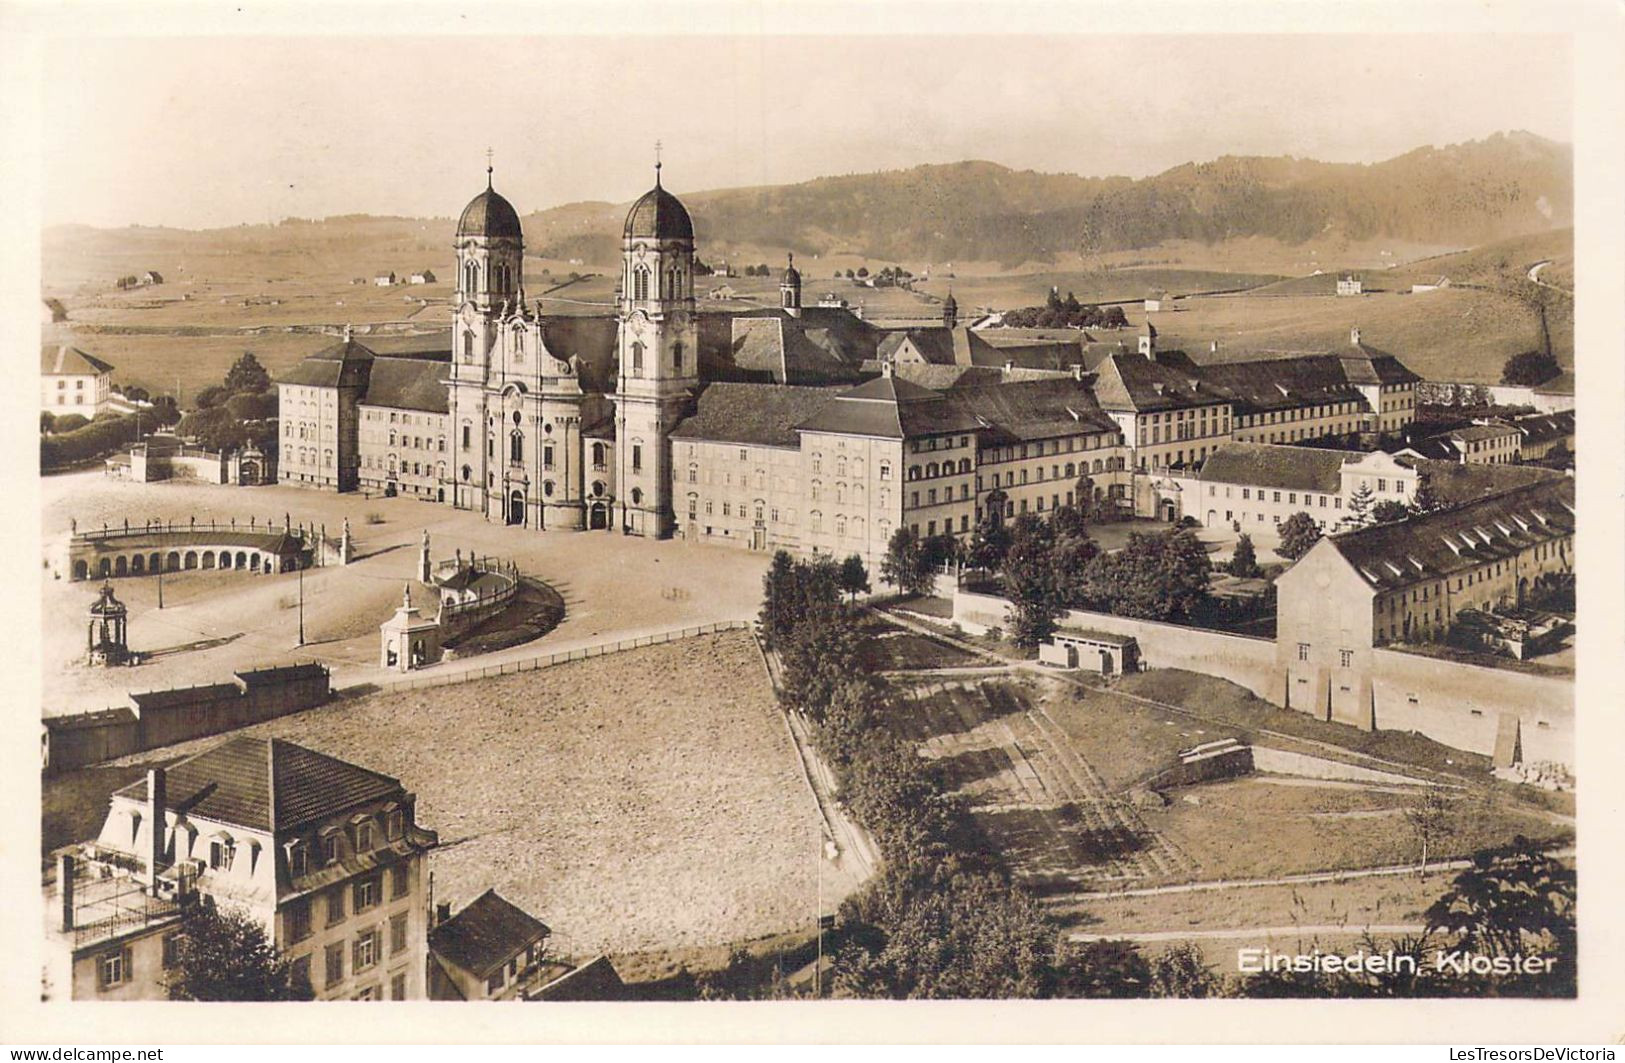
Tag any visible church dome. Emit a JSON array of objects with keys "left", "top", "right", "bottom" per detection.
[
  {"left": 457, "top": 182, "right": 523, "bottom": 240},
  {"left": 782, "top": 253, "right": 801, "bottom": 286},
  {"left": 623, "top": 178, "right": 694, "bottom": 242}
]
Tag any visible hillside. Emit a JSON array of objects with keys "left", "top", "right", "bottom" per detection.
[{"left": 44, "top": 132, "right": 1572, "bottom": 284}]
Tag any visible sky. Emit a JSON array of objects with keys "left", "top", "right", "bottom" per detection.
[{"left": 40, "top": 33, "right": 1572, "bottom": 230}]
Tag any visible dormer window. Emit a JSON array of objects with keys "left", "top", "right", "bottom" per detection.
[
  {"left": 386, "top": 810, "right": 404, "bottom": 841},
  {"left": 323, "top": 831, "right": 341, "bottom": 866},
  {"left": 355, "top": 820, "right": 375, "bottom": 853},
  {"left": 209, "top": 836, "right": 235, "bottom": 871},
  {"left": 289, "top": 840, "right": 308, "bottom": 878}
]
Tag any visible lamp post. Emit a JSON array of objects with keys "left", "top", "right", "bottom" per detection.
[
  {"left": 297, "top": 561, "right": 305, "bottom": 647},
  {"left": 156, "top": 557, "right": 163, "bottom": 609}
]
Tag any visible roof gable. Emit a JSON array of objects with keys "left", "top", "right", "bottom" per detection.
[{"left": 429, "top": 890, "right": 551, "bottom": 978}]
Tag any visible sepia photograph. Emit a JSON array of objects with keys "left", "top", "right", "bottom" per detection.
[{"left": 4, "top": 0, "right": 1623, "bottom": 1048}]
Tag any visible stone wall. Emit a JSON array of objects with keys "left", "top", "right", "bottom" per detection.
[
  {"left": 951, "top": 589, "right": 1573, "bottom": 770},
  {"left": 43, "top": 664, "right": 332, "bottom": 774}
]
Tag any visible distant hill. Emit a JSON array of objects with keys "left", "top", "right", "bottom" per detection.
[
  {"left": 519, "top": 131, "right": 1572, "bottom": 266},
  {"left": 44, "top": 132, "right": 1572, "bottom": 278}
]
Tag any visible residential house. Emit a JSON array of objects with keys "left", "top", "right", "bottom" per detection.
[{"left": 42, "top": 344, "right": 115, "bottom": 416}]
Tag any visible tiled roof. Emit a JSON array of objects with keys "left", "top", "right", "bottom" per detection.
[
  {"left": 1197, "top": 442, "right": 1352, "bottom": 494},
  {"left": 1396, "top": 458, "right": 1563, "bottom": 507},
  {"left": 945, "top": 379, "right": 1119, "bottom": 442},
  {"left": 276, "top": 338, "right": 375, "bottom": 389},
  {"left": 533, "top": 955, "right": 626, "bottom": 1001},
  {"left": 1511, "top": 411, "right": 1575, "bottom": 445},
  {"left": 233, "top": 663, "right": 327, "bottom": 688},
  {"left": 1091, "top": 352, "right": 1227, "bottom": 413},
  {"left": 1156, "top": 352, "right": 1367, "bottom": 414},
  {"left": 361, "top": 357, "right": 449, "bottom": 414},
  {"left": 429, "top": 889, "right": 551, "bottom": 978},
  {"left": 113, "top": 736, "right": 403, "bottom": 834},
  {"left": 1328, "top": 478, "right": 1574, "bottom": 593},
  {"left": 728, "top": 308, "right": 877, "bottom": 384},
  {"left": 41, "top": 344, "right": 115, "bottom": 376},
  {"left": 670, "top": 382, "right": 839, "bottom": 447},
  {"left": 795, "top": 375, "right": 983, "bottom": 440},
  {"left": 1448, "top": 424, "right": 1519, "bottom": 443}
]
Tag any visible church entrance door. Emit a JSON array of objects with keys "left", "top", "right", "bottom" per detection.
[{"left": 508, "top": 490, "right": 525, "bottom": 526}]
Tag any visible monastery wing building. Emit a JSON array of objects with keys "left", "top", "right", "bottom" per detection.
[{"left": 275, "top": 160, "right": 1427, "bottom": 564}]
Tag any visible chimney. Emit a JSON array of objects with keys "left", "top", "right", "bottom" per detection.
[
  {"left": 1071, "top": 364, "right": 1084, "bottom": 382},
  {"left": 59, "top": 852, "right": 75, "bottom": 932},
  {"left": 1350, "top": 327, "right": 1361, "bottom": 347},
  {"left": 436, "top": 902, "right": 451, "bottom": 927},
  {"left": 147, "top": 767, "right": 167, "bottom": 895}
]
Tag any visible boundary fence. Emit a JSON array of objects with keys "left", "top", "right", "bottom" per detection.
[{"left": 363, "top": 620, "right": 752, "bottom": 693}]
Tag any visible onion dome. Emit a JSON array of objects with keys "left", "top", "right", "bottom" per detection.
[
  {"left": 457, "top": 167, "right": 523, "bottom": 240},
  {"left": 623, "top": 163, "right": 694, "bottom": 242},
  {"left": 782, "top": 252, "right": 801, "bottom": 287}
]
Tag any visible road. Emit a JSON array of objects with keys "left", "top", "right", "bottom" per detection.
[{"left": 1069, "top": 924, "right": 1427, "bottom": 943}]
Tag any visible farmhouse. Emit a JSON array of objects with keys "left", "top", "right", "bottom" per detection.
[
  {"left": 44, "top": 738, "right": 439, "bottom": 1001},
  {"left": 1336, "top": 273, "right": 1362, "bottom": 296},
  {"left": 409, "top": 269, "right": 436, "bottom": 285},
  {"left": 374, "top": 271, "right": 396, "bottom": 286},
  {"left": 427, "top": 889, "right": 556, "bottom": 1000},
  {"left": 42, "top": 344, "right": 115, "bottom": 416}
]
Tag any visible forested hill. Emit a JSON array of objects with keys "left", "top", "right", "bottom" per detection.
[{"left": 524, "top": 131, "right": 1572, "bottom": 266}]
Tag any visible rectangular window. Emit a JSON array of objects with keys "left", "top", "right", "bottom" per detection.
[
  {"left": 391, "top": 863, "right": 409, "bottom": 900},
  {"left": 1339, "top": 649, "right": 1354, "bottom": 668},
  {"left": 632, "top": 445, "right": 642, "bottom": 472},
  {"left": 391, "top": 972, "right": 407, "bottom": 1001},
  {"left": 391, "top": 912, "right": 409, "bottom": 955},
  {"left": 1297, "top": 643, "right": 1309, "bottom": 662},
  {"left": 99, "top": 950, "right": 127, "bottom": 990},
  {"left": 291, "top": 955, "right": 312, "bottom": 995},
  {"left": 355, "top": 822, "right": 374, "bottom": 853},
  {"left": 354, "top": 875, "right": 381, "bottom": 913},
  {"left": 354, "top": 929, "right": 379, "bottom": 972},
  {"left": 325, "top": 942, "right": 345, "bottom": 987},
  {"left": 327, "top": 887, "right": 346, "bottom": 927},
  {"left": 323, "top": 833, "right": 341, "bottom": 866},
  {"left": 162, "top": 932, "right": 180, "bottom": 969},
  {"left": 487, "top": 970, "right": 505, "bottom": 995},
  {"left": 288, "top": 899, "right": 313, "bottom": 943}
]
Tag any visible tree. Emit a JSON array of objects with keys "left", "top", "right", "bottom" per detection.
[
  {"left": 1002, "top": 515, "right": 1061, "bottom": 648},
  {"left": 1345, "top": 482, "right": 1375, "bottom": 527},
  {"left": 53, "top": 413, "right": 89, "bottom": 433},
  {"left": 223, "top": 351, "right": 272, "bottom": 394},
  {"left": 40, "top": 411, "right": 55, "bottom": 434},
  {"left": 856, "top": 266, "right": 869, "bottom": 278},
  {"left": 1403, "top": 786, "right": 1458, "bottom": 876},
  {"left": 1371, "top": 499, "right": 1411, "bottom": 524},
  {"left": 1054, "top": 939, "right": 1151, "bottom": 998},
  {"left": 1148, "top": 942, "right": 1222, "bottom": 998},
  {"left": 1227, "top": 533, "right": 1261, "bottom": 578},
  {"left": 1050, "top": 529, "right": 1099, "bottom": 609},
  {"left": 844, "top": 268, "right": 855, "bottom": 279},
  {"left": 192, "top": 384, "right": 230, "bottom": 411},
  {"left": 879, "top": 527, "right": 932, "bottom": 597},
  {"left": 1079, "top": 530, "right": 1211, "bottom": 621},
  {"left": 758, "top": 550, "right": 798, "bottom": 648},
  {"left": 1276, "top": 511, "right": 1322, "bottom": 560},
  {"left": 225, "top": 390, "right": 278, "bottom": 422},
  {"left": 1424, "top": 837, "right": 1576, "bottom": 997},
  {"left": 779, "top": 605, "right": 861, "bottom": 721},
  {"left": 1410, "top": 473, "right": 1443, "bottom": 516},
  {"left": 1500, "top": 350, "right": 1561, "bottom": 387},
  {"left": 168, "top": 903, "right": 313, "bottom": 1001},
  {"left": 838, "top": 553, "right": 871, "bottom": 601},
  {"left": 176, "top": 406, "right": 244, "bottom": 451}
]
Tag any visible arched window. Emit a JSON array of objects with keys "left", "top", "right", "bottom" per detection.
[
  {"left": 853, "top": 484, "right": 865, "bottom": 505},
  {"left": 926, "top": 462, "right": 939, "bottom": 478},
  {"left": 633, "top": 267, "right": 650, "bottom": 302},
  {"left": 837, "top": 456, "right": 848, "bottom": 478},
  {"left": 461, "top": 464, "right": 471, "bottom": 481},
  {"left": 836, "top": 482, "right": 847, "bottom": 504},
  {"left": 959, "top": 458, "right": 971, "bottom": 474},
  {"left": 810, "top": 510, "right": 823, "bottom": 533},
  {"left": 810, "top": 480, "right": 822, "bottom": 502},
  {"left": 631, "top": 487, "right": 643, "bottom": 505},
  {"left": 835, "top": 515, "right": 847, "bottom": 537},
  {"left": 464, "top": 260, "right": 478, "bottom": 295},
  {"left": 687, "top": 464, "right": 698, "bottom": 484},
  {"left": 631, "top": 341, "right": 644, "bottom": 375},
  {"left": 593, "top": 443, "right": 607, "bottom": 469},
  {"left": 510, "top": 430, "right": 523, "bottom": 464},
  {"left": 462, "top": 330, "right": 475, "bottom": 363},
  {"left": 672, "top": 340, "right": 683, "bottom": 374},
  {"left": 852, "top": 516, "right": 865, "bottom": 538}
]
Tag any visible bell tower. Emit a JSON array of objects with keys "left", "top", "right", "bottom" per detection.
[
  {"left": 449, "top": 156, "right": 526, "bottom": 513},
  {"left": 615, "top": 151, "right": 698, "bottom": 537}
]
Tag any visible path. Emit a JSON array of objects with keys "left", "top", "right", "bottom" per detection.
[{"left": 1527, "top": 259, "right": 1571, "bottom": 296}]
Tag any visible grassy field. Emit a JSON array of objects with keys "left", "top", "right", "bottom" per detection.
[
  {"left": 1044, "top": 684, "right": 1244, "bottom": 793},
  {"left": 48, "top": 631, "right": 848, "bottom": 957},
  {"left": 1145, "top": 778, "right": 1566, "bottom": 882},
  {"left": 852, "top": 614, "right": 984, "bottom": 672},
  {"left": 1146, "top": 286, "right": 1566, "bottom": 384}
]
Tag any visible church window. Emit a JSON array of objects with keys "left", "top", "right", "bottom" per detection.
[
  {"left": 673, "top": 341, "right": 683, "bottom": 374},
  {"left": 510, "top": 430, "right": 523, "bottom": 464},
  {"left": 463, "top": 331, "right": 474, "bottom": 363},
  {"left": 461, "top": 465, "right": 471, "bottom": 481},
  {"left": 631, "top": 341, "right": 644, "bottom": 376},
  {"left": 633, "top": 267, "right": 650, "bottom": 302},
  {"left": 631, "top": 488, "right": 643, "bottom": 505},
  {"left": 594, "top": 443, "right": 608, "bottom": 470},
  {"left": 487, "top": 437, "right": 494, "bottom": 458},
  {"left": 543, "top": 444, "right": 554, "bottom": 469},
  {"left": 632, "top": 444, "right": 643, "bottom": 472},
  {"left": 462, "top": 425, "right": 471, "bottom": 448},
  {"left": 464, "top": 261, "right": 478, "bottom": 295}
]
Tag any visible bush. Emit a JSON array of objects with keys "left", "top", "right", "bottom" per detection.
[
  {"left": 1500, "top": 350, "right": 1561, "bottom": 387},
  {"left": 225, "top": 390, "right": 278, "bottom": 422},
  {"left": 39, "top": 413, "right": 141, "bottom": 469},
  {"left": 51, "top": 413, "right": 89, "bottom": 433}
]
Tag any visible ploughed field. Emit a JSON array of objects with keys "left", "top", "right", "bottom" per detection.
[{"left": 52, "top": 631, "right": 834, "bottom": 957}]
